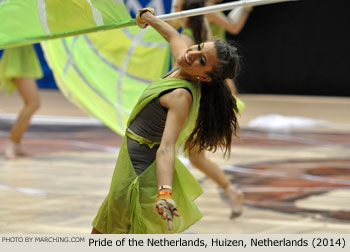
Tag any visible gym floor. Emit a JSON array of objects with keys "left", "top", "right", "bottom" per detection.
[{"left": 0, "top": 90, "right": 349, "bottom": 233}]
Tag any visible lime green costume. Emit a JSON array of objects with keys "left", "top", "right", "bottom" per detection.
[
  {"left": 210, "top": 12, "right": 226, "bottom": 41},
  {"left": 182, "top": 28, "right": 195, "bottom": 42},
  {"left": 0, "top": 45, "right": 43, "bottom": 94},
  {"left": 92, "top": 77, "right": 203, "bottom": 234}
]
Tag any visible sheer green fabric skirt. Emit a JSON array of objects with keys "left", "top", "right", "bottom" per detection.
[
  {"left": 92, "top": 137, "right": 203, "bottom": 234},
  {"left": 0, "top": 45, "right": 43, "bottom": 94}
]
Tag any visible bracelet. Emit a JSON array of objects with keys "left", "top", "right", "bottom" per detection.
[
  {"left": 157, "top": 190, "right": 172, "bottom": 197},
  {"left": 158, "top": 185, "right": 172, "bottom": 191},
  {"left": 139, "top": 7, "right": 155, "bottom": 19},
  {"left": 139, "top": 9, "right": 150, "bottom": 19}
]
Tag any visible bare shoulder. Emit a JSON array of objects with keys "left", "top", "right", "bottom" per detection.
[
  {"left": 169, "top": 88, "right": 192, "bottom": 101},
  {"left": 206, "top": 12, "right": 220, "bottom": 22},
  {"left": 159, "top": 88, "right": 192, "bottom": 109},
  {"left": 181, "top": 34, "right": 194, "bottom": 47}
]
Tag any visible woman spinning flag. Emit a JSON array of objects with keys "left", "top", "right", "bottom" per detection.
[{"left": 92, "top": 7, "right": 240, "bottom": 234}]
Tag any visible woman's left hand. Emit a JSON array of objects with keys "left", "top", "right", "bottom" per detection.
[
  {"left": 136, "top": 7, "right": 156, "bottom": 29},
  {"left": 154, "top": 196, "right": 180, "bottom": 231}
]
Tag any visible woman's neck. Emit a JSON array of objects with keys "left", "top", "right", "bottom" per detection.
[{"left": 168, "top": 68, "right": 197, "bottom": 82}]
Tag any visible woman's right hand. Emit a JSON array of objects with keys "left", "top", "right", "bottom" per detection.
[
  {"left": 136, "top": 7, "right": 156, "bottom": 29},
  {"left": 154, "top": 193, "right": 180, "bottom": 231}
]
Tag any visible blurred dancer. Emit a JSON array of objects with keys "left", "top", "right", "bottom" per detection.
[
  {"left": 206, "top": 0, "right": 252, "bottom": 40},
  {"left": 206, "top": 0, "right": 252, "bottom": 95},
  {"left": 173, "top": 0, "right": 244, "bottom": 218},
  {"left": 0, "top": 45, "right": 42, "bottom": 159}
]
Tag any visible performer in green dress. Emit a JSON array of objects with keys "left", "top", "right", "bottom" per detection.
[
  {"left": 206, "top": 0, "right": 252, "bottom": 95},
  {"left": 172, "top": 0, "right": 244, "bottom": 218},
  {"left": 0, "top": 45, "right": 43, "bottom": 159},
  {"left": 207, "top": 0, "right": 252, "bottom": 41},
  {"left": 92, "top": 7, "right": 240, "bottom": 234}
]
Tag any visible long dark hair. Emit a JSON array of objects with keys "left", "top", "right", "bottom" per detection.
[
  {"left": 182, "top": 0, "right": 208, "bottom": 44},
  {"left": 185, "top": 40, "right": 240, "bottom": 156}
]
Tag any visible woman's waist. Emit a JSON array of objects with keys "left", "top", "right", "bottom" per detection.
[{"left": 126, "top": 128, "right": 161, "bottom": 149}]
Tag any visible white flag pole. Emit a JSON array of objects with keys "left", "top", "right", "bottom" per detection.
[{"left": 157, "top": 0, "right": 297, "bottom": 21}]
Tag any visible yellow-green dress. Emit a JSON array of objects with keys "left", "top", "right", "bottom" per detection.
[
  {"left": 182, "top": 27, "right": 195, "bottom": 42},
  {"left": 92, "top": 77, "right": 203, "bottom": 234},
  {"left": 210, "top": 12, "right": 226, "bottom": 41},
  {"left": 0, "top": 45, "right": 43, "bottom": 94}
]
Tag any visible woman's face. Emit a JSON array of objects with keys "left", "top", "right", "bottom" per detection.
[
  {"left": 172, "top": 0, "right": 188, "bottom": 26},
  {"left": 173, "top": 0, "right": 184, "bottom": 12},
  {"left": 177, "top": 41, "right": 218, "bottom": 82}
]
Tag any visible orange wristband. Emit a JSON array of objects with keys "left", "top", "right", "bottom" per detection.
[{"left": 157, "top": 190, "right": 172, "bottom": 198}]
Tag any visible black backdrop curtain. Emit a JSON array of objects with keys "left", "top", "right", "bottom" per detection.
[{"left": 223, "top": 0, "right": 350, "bottom": 96}]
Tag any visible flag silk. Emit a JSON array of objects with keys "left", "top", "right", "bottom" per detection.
[
  {"left": 0, "top": 0, "right": 134, "bottom": 49},
  {"left": 1, "top": 0, "right": 244, "bottom": 136},
  {"left": 42, "top": 27, "right": 171, "bottom": 136}
]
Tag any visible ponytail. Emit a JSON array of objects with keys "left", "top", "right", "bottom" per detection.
[{"left": 185, "top": 40, "right": 241, "bottom": 156}]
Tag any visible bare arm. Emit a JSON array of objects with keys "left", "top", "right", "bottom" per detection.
[
  {"left": 140, "top": 12, "right": 188, "bottom": 62},
  {"left": 181, "top": 33, "right": 194, "bottom": 47},
  {"left": 154, "top": 88, "right": 192, "bottom": 230},
  {"left": 206, "top": 10, "right": 251, "bottom": 35},
  {"left": 156, "top": 88, "right": 192, "bottom": 188}
]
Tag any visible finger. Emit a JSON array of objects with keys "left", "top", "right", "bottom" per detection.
[
  {"left": 168, "top": 219, "right": 173, "bottom": 231},
  {"left": 153, "top": 206, "right": 158, "bottom": 213},
  {"left": 158, "top": 205, "right": 164, "bottom": 215},
  {"left": 154, "top": 204, "right": 163, "bottom": 215},
  {"left": 155, "top": 208, "right": 163, "bottom": 215},
  {"left": 173, "top": 210, "right": 180, "bottom": 217}
]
